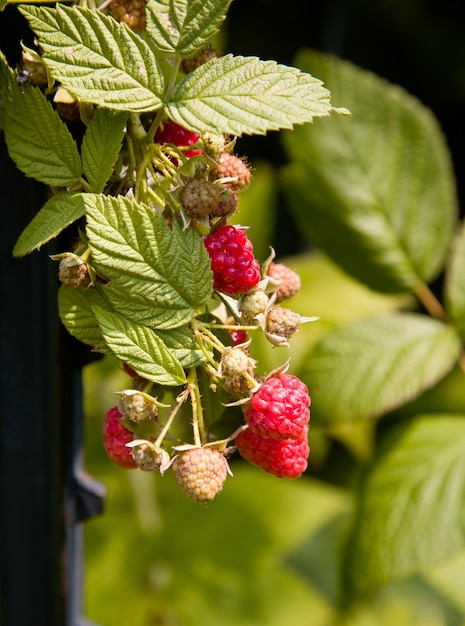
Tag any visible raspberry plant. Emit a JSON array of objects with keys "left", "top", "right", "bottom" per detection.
[{"left": 0, "top": 0, "right": 345, "bottom": 502}]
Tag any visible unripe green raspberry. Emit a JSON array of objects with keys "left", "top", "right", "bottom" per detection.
[
  {"left": 239, "top": 288, "right": 269, "bottom": 322},
  {"left": 267, "top": 262, "right": 301, "bottom": 302},
  {"left": 181, "top": 45, "right": 218, "bottom": 74},
  {"left": 209, "top": 187, "right": 238, "bottom": 219},
  {"left": 220, "top": 347, "right": 256, "bottom": 397},
  {"left": 180, "top": 179, "right": 222, "bottom": 219},
  {"left": 129, "top": 441, "right": 169, "bottom": 472},
  {"left": 266, "top": 306, "right": 301, "bottom": 340},
  {"left": 172, "top": 447, "right": 229, "bottom": 503},
  {"left": 57, "top": 253, "right": 91, "bottom": 288},
  {"left": 119, "top": 390, "right": 158, "bottom": 423}
]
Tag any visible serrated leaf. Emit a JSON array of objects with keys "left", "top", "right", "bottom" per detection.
[
  {"left": 445, "top": 221, "right": 465, "bottom": 342},
  {"left": 13, "top": 192, "right": 85, "bottom": 257},
  {"left": 58, "top": 285, "right": 105, "bottom": 349},
  {"left": 282, "top": 50, "right": 458, "bottom": 293},
  {"left": 154, "top": 326, "right": 206, "bottom": 368},
  {"left": 20, "top": 4, "right": 165, "bottom": 112},
  {"left": 91, "top": 299, "right": 186, "bottom": 385},
  {"left": 0, "top": 51, "right": 82, "bottom": 185},
  {"left": 81, "top": 109, "right": 128, "bottom": 193},
  {"left": 345, "top": 415, "right": 465, "bottom": 595},
  {"left": 146, "top": 0, "right": 232, "bottom": 57},
  {"left": 166, "top": 54, "right": 334, "bottom": 136},
  {"left": 301, "top": 313, "right": 462, "bottom": 425},
  {"left": 84, "top": 194, "right": 212, "bottom": 328}
]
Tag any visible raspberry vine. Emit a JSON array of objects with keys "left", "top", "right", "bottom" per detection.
[{"left": 0, "top": 0, "right": 345, "bottom": 502}]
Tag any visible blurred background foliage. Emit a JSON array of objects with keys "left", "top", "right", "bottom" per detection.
[{"left": 84, "top": 1, "right": 465, "bottom": 624}]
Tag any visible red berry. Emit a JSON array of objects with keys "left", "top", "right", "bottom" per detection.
[
  {"left": 236, "top": 429, "right": 309, "bottom": 479},
  {"left": 204, "top": 225, "right": 261, "bottom": 295},
  {"left": 102, "top": 406, "right": 137, "bottom": 469},
  {"left": 123, "top": 362, "right": 138, "bottom": 377},
  {"left": 244, "top": 374, "right": 310, "bottom": 440},
  {"left": 154, "top": 120, "right": 203, "bottom": 158},
  {"left": 228, "top": 326, "right": 248, "bottom": 346}
]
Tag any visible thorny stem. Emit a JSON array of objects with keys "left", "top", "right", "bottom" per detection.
[
  {"left": 154, "top": 388, "right": 189, "bottom": 448},
  {"left": 187, "top": 368, "right": 206, "bottom": 446}
]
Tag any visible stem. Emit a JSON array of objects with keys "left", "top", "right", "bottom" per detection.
[
  {"left": 193, "top": 320, "right": 226, "bottom": 354},
  {"left": 187, "top": 368, "right": 206, "bottom": 446},
  {"left": 415, "top": 283, "right": 447, "bottom": 321},
  {"left": 154, "top": 389, "right": 188, "bottom": 448},
  {"left": 145, "top": 108, "right": 166, "bottom": 144},
  {"left": 78, "top": 176, "right": 93, "bottom": 193}
]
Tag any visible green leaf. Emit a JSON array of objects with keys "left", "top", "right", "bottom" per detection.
[
  {"left": 146, "top": 0, "right": 232, "bottom": 57},
  {"left": 345, "top": 415, "right": 465, "bottom": 595},
  {"left": 0, "top": 0, "right": 7, "bottom": 13},
  {"left": 81, "top": 109, "right": 128, "bottom": 193},
  {"left": 13, "top": 192, "right": 85, "bottom": 257},
  {"left": 445, "top": 221, "right": 465, "bottom": 342},
  {"left": 58, "top": 285, "right": 105, "bottom": 349},
  {"left": 84, "top": 194, "right": 213, "bottom": 329},
  {"left": 166, "top": 54, "right": 335, "bottom": 136},
  {"left": 282, "top": 50, "right": 458, "bottom": 293},
  {"left": 301, "top": 313, "right": 462, "bottom": 425},
  {"left": 90, "top": 298, "right": 186, "bottom": 385},
  {"left": 20, "top": 4, "right": 165, "bottom": 112},
  {"left": 0, "top": 51, "right": 82, "bottom": 186},
  {"left": 154, "top": 326, "right": 207, "bottom": 368}
]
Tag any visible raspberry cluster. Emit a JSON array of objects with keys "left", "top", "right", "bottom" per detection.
[{"left": 236, "top": 374, "right": 311, "bottom": 479}]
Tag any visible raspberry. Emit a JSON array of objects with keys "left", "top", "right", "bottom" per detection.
[
  {"left": 204, "top": 225, "right": 261, "bottom": 295},
  {"left": 236, "top": 428, "right": 309, "bottom": 479},
  {"left": 180, "top": 179, "right": 222, "bottom": 219},
  {"left": 220, "top": 347, "right": 256, "bottom": 397},
  {"left": 239, "top": 288, "right": 269, "bottom": 322},
  {"left": 172, "top": 447, "right": 229, "bottom": 503},
  {"left": 266, "top": 306, "right": 302, "bottom": 340},
  {"left": 110, "top": 0, "right": 147, "bottom": 32},
  {"left": 267, "top": 262, "right": 301, "bottom": 302},
  {"left": 119, "top": 390, "right": 158, "bottom": 422},
  {"left": 228, "top": 326, "right": 248, "bottom": 346},
  {"left": 181, "top": 45, "right": 218, "bottom": 74},
  {"left": 102, "top": 406, "right": 137, "bottom": 469},
  {"left": 213, "top": 153, "right": 252, "bottom": 189},
  {"left": 57, "top": 254, "right": 91, "bottom": 288},
  {"left": 154, "top": 120, "right": 203, "bottom": 158},
  {"left": 244, "top": 374, "right": 310, "bottom": 440},
  {"left": 123, "top": 362, "right": 138, "bottom": 377}
]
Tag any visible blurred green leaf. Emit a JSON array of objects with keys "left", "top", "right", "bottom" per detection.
[
  {"left": 249, "top": 251, "right": 412, "bottom": 378},
  {"left": 345, "top": 415, "right": 465, "bottom": 596},
  {"left": 300, "top": 313, "right": 461, "bottom": 425},
  {"left": 281, "top": 50, "right": 458, "bottom": 293}
]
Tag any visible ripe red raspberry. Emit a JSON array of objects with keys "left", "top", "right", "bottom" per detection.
[
  {"left": 204, "top": 225, "right": 261, "bottom": 295},
  {"left": 172, "top": 447, "right": 229, "bottom": 503},
  {"left": 154, "top": 120, "right": 203, "bottom": 158},
  {"left": 244, "top": 374, "right": 310, "bottom": 440},
  {"left": 102, "top": 406, "right": 137, "bottom": 469},
  {"left": 236, "top": 428, "right": 309, "bottom": 479},
  {"left": 110, "top": 0, "right": 147, "bottom": 32}
]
